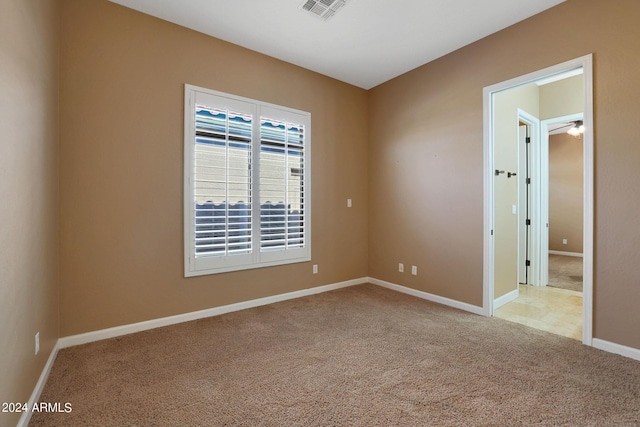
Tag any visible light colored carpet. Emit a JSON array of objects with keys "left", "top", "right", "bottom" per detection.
[
  {"left": 548, "top": 254, "right": 583, "bottom": 292},
  {"left": 30, "top": 284, "right": 640, "bottom": 426}
]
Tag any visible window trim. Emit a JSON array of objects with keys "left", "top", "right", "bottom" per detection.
[{"left": 184, "top": 84, "right": 311, "bottom": 277}]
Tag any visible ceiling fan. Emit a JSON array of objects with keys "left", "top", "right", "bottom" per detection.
[{"left": 548, "top": 120, "right": 584, "bottom": 136}]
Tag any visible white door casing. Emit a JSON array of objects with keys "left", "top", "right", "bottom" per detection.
[{"left": 483, "top": 54, "right": 594, "bottom": 346}]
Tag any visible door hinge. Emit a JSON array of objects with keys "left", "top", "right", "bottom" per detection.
[
  {"left": 526, "top": 219, "right": 531, "bottom": 226},
  {"left": 526, "top": 137, "right": 531, "bottom": 144},
  {"left": 526, "top": 260, "right": 531, "bottom": 267},
  {"left": 526, "top": 178, "right": 531, "bottom": 184},
  {"left": 491, "top": 229, "right": 494, "bottom": 236}
]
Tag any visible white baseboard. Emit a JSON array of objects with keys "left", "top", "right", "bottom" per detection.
[
  {"left": 368, "top": 277, "right": 485, "bottom": 316},
  {"left": 549, "top": 250, "right": 583, "bottom": 257},
  {"left": 592, "top": 338, "right": 640, "bottom": 362},
  {"left": 17, "top": 341, "right": 61, "bottom": 427},
  {"left": 58, "top": 277, "right": 368, "bottom": 349},
  {"left": 493, "top": 288, "right": 519, "bottom": 310}
]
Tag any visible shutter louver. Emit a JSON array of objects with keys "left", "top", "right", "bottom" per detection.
[
  {"left": 194, "top": 105, "right": 252, "bottom": 257},
  {"left": 260, "top": 118, "right": 305, "bottom": 251}
]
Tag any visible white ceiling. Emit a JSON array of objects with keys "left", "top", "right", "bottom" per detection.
[{"left": 109, "top": 0, "right": 566, "bottom": 90}]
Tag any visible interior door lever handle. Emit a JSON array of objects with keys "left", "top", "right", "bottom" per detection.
[{"left": 507, "top": 172, "right": 517, "bottom": 178}]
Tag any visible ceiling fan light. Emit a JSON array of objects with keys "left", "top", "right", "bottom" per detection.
[
  {"left": 567, "top": 120, "right": 584, "bottom": 137},
  {"left": 567, "top": 126, "right": 581, "bottom": 137}
]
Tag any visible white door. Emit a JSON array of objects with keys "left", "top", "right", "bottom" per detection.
[
  {"left": 518, "top": 124, "right": 530, "bottom": 284},
  {"left": 517, "top": 110, "right": 540, "bottom": 285}
]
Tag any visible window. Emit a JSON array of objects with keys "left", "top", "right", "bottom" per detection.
[{"left": 184, "top": 85, "right": 311, "bottom": 276}]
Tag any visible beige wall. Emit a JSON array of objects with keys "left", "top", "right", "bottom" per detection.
[
  {"left": 493, "top": 84, "right": 539, "bottom": 297},
  {"left": 540, "top": 75, "right": 584, "bottom": 120},
  {"left": 369, "top": 0, "right": 640, "bottom": 348},
  {"left": 0, "top": 0, "right": 59, "bottom": 425},
  {"left": 59, "top": 0, "right": 369, "bottom": 336},
  {"left": 549, "top": 133, "right": 583, "bottom": 253},
  {"left": 367, "top": 56, "right": 486, "bottom": 304}
]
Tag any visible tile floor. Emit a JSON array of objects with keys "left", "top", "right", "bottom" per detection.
[{"left": 494, "top": 284, "right": 582, "bottom": 340}]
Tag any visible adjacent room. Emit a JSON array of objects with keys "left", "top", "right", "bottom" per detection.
[{"left": 2, "top": 0, "right": 640, "bottom": 425}]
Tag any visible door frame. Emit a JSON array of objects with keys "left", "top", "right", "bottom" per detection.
[{"left": 482, "top": 54, "right": 594, "bottom": 346}]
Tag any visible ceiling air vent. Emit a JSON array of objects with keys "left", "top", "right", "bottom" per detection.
[{"left": 299, "top": 0, "right": 352, "bottom": 21}]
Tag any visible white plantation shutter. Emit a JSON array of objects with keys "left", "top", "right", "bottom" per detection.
[
  {"left": 185, "top": 85, "right": 310, "bottom": 277},
  {"left": 259, "top": 118, "right": 305, "bottom": 251},
  {"left": 193, "top": 106, "right": 253, "bottom": 257}
]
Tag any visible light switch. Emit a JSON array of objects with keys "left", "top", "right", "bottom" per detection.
[
  {"left": 512, "top": 204, "right": 517, "bottom": 215},
  {"left": 347, "top": 198, "right": 352, "bottom": 208}
]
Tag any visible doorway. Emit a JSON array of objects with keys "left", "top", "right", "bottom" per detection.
[
  {"left": 482, "top": 55, "right": 594, "bottom": 346},
  {"left": 494, "top": 113, "right": 585, "bottom": 340},
  {"left": 542, "top": 113, "right": 585, "bottom": 288}
]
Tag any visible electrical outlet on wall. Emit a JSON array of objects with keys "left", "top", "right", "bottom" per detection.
[
  {"left": 562, "top": 239, "right": 568, "bottom": 245},
  {"left": 411, "top": 266, "right": 417, "bottom": 276},
  {"left": 399, "top": 263, "right": 404, "bottom": 273},
  {"left": 313, "top": 264, "right": 318, "bottom": 274}
]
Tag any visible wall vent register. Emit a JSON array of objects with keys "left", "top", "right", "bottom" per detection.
[{"left": 299, "top": 0, "right": 352, "bottom": 21}]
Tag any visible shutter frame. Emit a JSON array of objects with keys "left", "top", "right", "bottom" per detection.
[{"left": 184, "top": 85, "right": 311, "bottom": 277}]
